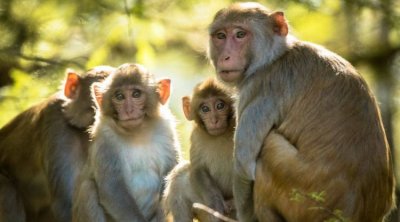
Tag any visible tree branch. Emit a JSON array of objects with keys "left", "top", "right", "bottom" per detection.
[
  {"left": 193, "top": 203, "right": 238, "bottom": 222},
  {"left": 0, "top": 49, "right": 86, "bottom": 69}
]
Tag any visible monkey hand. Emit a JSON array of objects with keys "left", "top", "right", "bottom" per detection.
[{"left": 223, "top": 198, "right": 236, "bottom": 214}]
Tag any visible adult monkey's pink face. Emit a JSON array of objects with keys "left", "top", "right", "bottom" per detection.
[
  {"left": 210, "top": 23, "right": 252, "bottom": 83},
  {"left": 208, "top": 2, "right": 289, "bottom": 84}
]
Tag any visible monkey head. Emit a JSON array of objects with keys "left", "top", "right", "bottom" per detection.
[
  {"left": 182, "top": 78, "right": 234, "bottom": 136},
  {"left": 92, "top": 63, "right": 170, "bottom": 133},
  {"left": 208, "top": 2, "right": 290, "bottom": 85},
  {"left": 62, "top": 66, "right": 115, "bottom": 128}
]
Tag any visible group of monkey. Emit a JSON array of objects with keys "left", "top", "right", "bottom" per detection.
[{"left": 0, "top": 2, "right": 396, "bottom": 222}]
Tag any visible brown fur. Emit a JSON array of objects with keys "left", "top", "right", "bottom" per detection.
[
  {"left": 209, "top": 2, "right": 395, "bottom": 222},
  {"left": 0, "top": 66, "right": 114, "bottom": 222}
]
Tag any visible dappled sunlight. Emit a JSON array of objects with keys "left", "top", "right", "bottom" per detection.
[{"left": 0, "top": 0, "right": 399, "bottom": 191}]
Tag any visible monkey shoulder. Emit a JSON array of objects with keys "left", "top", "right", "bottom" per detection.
[
  {"left": 164, "top": 161, "right": 191, "bottom": 195},
  {"left": 0, "top": 96, "right": 61, "bottom": 134},
  {"left": 282, "top": 41, "right": 359, "bottom": 79},
  {"left": 0, "top": 96, "right": 79, "bottom": 159},
  {"left": 281, "top": 41, "right": 374, "bottom": 103},
  {"left": 244, "top": 40, "right": 367, "bottom": 107}
]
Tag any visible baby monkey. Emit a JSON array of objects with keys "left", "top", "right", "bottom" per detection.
[
  {"left": 163, "top": 78, "right": 236, "bottom": 222},
  {"left": 73, "top": 63, "right": 180, "bottom": 222}
]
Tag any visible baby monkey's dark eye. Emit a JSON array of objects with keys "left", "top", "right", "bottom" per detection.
[
  {"left": 216, "top": 101, "right": 225, "bottom": 110},
  {"left": 200, "top": 105, "right": 211, "bottom": 113},
  {"left": 115, "top": 92, "right": 125, "bottom": 101},
  {"left": 132, "top": 89, "right": 142, "bottom": 98}
]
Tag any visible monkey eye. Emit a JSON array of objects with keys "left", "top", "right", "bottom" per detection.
[
  {"left": 216, "top": 101, "right": 225, "bottom": 110},
  {"left": 236, "top": 30, "right": 247, "bottom": 38},
  {"left": 132, "top": 89, "right": 142, "bottom": 98},
  {"left": 200, "top": 105, "right": 211, "bottom": 113},
  {"left": 114, "top": 92, "right": 125, "bottom": 101},
  {"left": 215, "top": 32, "right": 226, "bottom": 39}
]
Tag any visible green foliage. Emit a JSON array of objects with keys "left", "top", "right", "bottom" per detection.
[
  {"left": 290, "top": 189, "right": 350, "bottom": 222},
  {"left": 0, "top": 68, "right": 59, "bottom": 126},
  {"left": 285, "top": 1, "right": 340, "bottom": 46}
]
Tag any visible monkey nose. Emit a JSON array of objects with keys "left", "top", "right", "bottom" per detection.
[
  {"left": 224, "top": 56, "right": 230, "bottom": 61},
  {"left": 211, "top": 117, "right": 219, "bottom": 125}
]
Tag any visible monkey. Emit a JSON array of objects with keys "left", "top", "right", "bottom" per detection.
[
  {"left": 0, "top": 65, "right": 114, "bottom": 222},
  {"left": 0, "top": 173, "right": 26, "bottom": 221},
  {"left": 208, "top": 2, "right": 395, "bottom": 222},
  {"left": 163, "top": 78, "right": 236, "bottom": 222},
  {"left": 72, "top": 63, "right": 180, "bottom": 222}
]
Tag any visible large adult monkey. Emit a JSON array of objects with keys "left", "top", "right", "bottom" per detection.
[
  {"left": 208, "top": 2, "right": 395, "bottom": 222},
  {"left": 163, "top": 78, "right": 236, "bottom": 222},
  {"left": 73, "top": 63, "right": 180, "bottom": 222},
  {"left": 0, "top": 66, "right": 114, "bottom": 222}
]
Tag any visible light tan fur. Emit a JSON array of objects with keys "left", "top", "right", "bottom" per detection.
[{"left": 163, "top": 78, "right": 236, "bottom": 222}]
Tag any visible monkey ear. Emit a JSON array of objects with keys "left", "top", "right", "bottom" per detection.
[
  {"left": 64, "top": 70, "right": 81, "bottom": 99},
  {"left": 157, "top": 79, "right": 171, "bottom": 105},
  {"left": 271, "top": 11, "right": 288, "bottom": 36},
  {"left": 92, "top": 83, "right": 103, "bottom": 108},
  {"left": 182, "top": 96, "right": 193, "bottom": 121}
]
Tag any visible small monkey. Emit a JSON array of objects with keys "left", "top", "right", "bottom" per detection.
[
  {"left": 0, "top": 66, "right": 114, "bottom": 222},
  {"left": 73, "top": 63, "right": 180, "bottom": 222},
  {"left": 163, "top": 78, "right": 236, "bottom": 222},
  {"left": 209, "top": 2, "right": 395, "bottom": 222}
]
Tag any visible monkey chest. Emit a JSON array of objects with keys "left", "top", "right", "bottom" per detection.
[
  {"left": 204, "top": 148, "right": 234, "bottom": 195},
  {"left": 120, "top": 145, "right": 165, "bottom": 212}
]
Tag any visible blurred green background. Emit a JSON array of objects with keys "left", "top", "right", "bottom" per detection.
[{"left": 0, "top": 0, "right": 399, "bottom": 219}]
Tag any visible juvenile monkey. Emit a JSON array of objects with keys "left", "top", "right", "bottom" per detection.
[
  {"left": 0, "top": 66, "right": 114, "bottom": 222},
  {"left": 209, "top": 2, "right": 395, "bottom": 222},
  {"left": 163, "top": 78, "right": 236, "bottom": 222},
  {"left": 73, "top": 63, "right": 180, "bottom": 222}
]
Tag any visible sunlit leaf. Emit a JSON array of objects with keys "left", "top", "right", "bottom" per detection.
[{"left": 86, "top": 47, "right": 110, "bottom": 68}]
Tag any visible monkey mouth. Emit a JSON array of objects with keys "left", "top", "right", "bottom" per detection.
[
  {"left": 208, "top": 127, "right": 227, "bottom": 136},
  {"left": 121, "top": 115, "right": 144, "bottom": 123},
  {"left": 119, "top": 113, "right": 145, "bottom": 121},
  {"left": 219, "top": 70, "right": 240, "bottom": 74},
  {"left": 118, "top": 115, "right": 145, "bottom": 128},
  {"left": 218, "top": 70, "right": 242, "bottom": 82}
]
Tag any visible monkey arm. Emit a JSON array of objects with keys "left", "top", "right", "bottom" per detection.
[
  {"left": 235, "top": 95, "right": 279, "bottom": 181},
  {"left": 233, "top": 176, "right": 256, "bottom": 222},
  {"left": 73, "top": 176, "right": 107, "bottom": 222},
  {"left": 189, "top": 167, "right": 225, "bottom": 214},
  {"left": 44, "top": 116, "right": 86, "bottom": 222},
  {"left": 160, "top": 149, "right": 179, "bottom": 198},
  {"left": 93, "top": 146, "right": 148, "bottom": 222},
  {"left": 46, "top": 139, "right": 79, "bottom": 222},
  {"left": 234, "top": 95, "right": 280, "bottom": 222}
]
